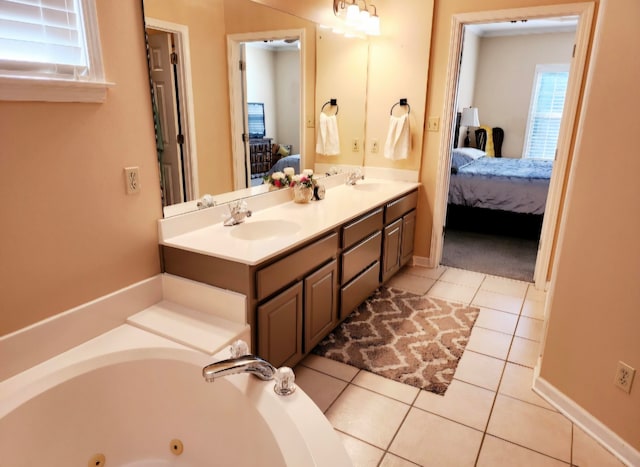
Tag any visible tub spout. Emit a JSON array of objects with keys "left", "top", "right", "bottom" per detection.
[{"left": 202, "top": 355, "right": 277, "bottom": 383}]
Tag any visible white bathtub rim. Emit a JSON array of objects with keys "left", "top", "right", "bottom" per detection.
[{"left": 0, "top": 324, "right": 352, "bottom": 466}]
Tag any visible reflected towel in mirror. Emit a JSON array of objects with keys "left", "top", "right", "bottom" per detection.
[
  {"left": 316, "top": 113, "right": 340, "bottom": 156},
  {"left": 384, "top": 113, "right": 410, "bottom": 160}
]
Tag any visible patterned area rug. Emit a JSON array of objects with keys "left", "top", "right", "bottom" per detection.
[{"left": 313, "top": 287, "right": 480, "bottom": 395}]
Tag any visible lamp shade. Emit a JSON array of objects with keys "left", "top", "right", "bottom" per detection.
[{"left": 460, "top": 107, "right": 480, "bottom": 127}]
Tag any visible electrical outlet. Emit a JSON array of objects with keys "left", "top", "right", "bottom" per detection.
[
  {"left": 614, "top": 361, "right": 635, "bottom": 393},
  {"left": 124, "top": 167, "right": 140, "bottom": 194},
  {"left": 352, "top": 139, "right": 360, "bottom": 152},
  {"left": 371, "top": 139, "right": 379, "bottom": 153},
  {"left": 428, "top": 117, "right": 440, "bottom": 131}
]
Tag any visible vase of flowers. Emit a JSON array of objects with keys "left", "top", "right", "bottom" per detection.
[
  {"left": 291, "top": 169, "right": 316, "bottom": 204},
  {"left": 263, "top": 166, "right": 295, "bottom": 189}
]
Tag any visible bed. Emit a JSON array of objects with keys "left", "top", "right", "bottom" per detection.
[
  {"left": 263, "top": 154, "right": 300, "bottom": 178},
  {"left": 447, "top": 122, "right": 553, "bottom": 238}
]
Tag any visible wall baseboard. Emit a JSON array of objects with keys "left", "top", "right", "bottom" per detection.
[
  {"left": 412, "top": 255, "right": 432, "bottom": 268},
  {"left": 533, "top": 376, "right": 640, "bottom": 467}
]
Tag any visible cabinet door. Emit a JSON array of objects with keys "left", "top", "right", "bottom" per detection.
[
  {"left": 400, "top": 210, "right": 416, "bottom": 267},
  {"left": 258, "top": 281, "right": 303, "bottom": 368},
  {"left": 382, "top": 219, "right": 402, "bottom": 282},
  {"left": 304, "top": 260, "right": 338, "bottom": 351}
]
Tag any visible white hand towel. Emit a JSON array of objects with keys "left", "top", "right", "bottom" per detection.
[
  {"left": 316, "top": 113, "right": 340, "bottom": 156},
  {"left": 384, "top": 113, "right": 410, "bottom": 160}
]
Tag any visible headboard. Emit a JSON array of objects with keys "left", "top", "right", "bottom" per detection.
[{"left": 454, "top": 111, "right": 504, "bottom": 157}]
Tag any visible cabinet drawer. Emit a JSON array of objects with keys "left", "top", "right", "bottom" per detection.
[
  {"left": 257, "top": 232, "right": 338, "bottom": 301},
  {"left": 341, "top": 231, "right": 381, "bottom": 285},
  {"left": 342, "top": 208, "right": 383, "bottom": 249},
  {"left": 340, "top": 261, "right": 380, "bottom": 319},
  {"left": 385, "top": 190, "right": 418, "bottom": 224}
]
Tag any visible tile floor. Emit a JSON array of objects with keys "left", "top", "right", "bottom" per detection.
[{"left": 294, "top": 265, "right": 625, "bottom": 467}]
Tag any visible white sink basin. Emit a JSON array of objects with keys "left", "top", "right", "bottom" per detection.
[{"left": 230, "top": 220, "right": 301, "bottom": 240}]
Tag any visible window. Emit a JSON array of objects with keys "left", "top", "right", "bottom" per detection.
[
  {"left": 247, "top": 102, "right": 266, "bottom": 138},
  {"left": 523, "top": 64, "right": 569, "bottom": 159},
  {"left": 0, "top": 0, "right": 108, "bottom": 102}
]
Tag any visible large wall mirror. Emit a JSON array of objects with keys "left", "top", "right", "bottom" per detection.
[{"left": 141, "top": 0, "right": 369, "bottom": 217}]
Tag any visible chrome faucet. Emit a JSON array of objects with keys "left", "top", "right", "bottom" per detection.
[
  {"left": 224, "top": 200, "right": 252, "bottom": 226},
  {"left": 345, "top": 168, "right": 365, "bottom": 185},
  {"left": 202, "top": 355, "right": 277, "bottom": 382}
]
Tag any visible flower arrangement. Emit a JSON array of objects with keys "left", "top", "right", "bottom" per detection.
[
  {"left": 264, "top": 166, "right": 295, "bottom": 188},
  {"left": 290, "top": 169, "right": 316, "bottom": 189}
]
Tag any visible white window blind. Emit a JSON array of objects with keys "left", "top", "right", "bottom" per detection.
[
  {"left": 0, "top": 0, "right": 91, "bottom": 79},
  {"left": 523, "top": 64, "right": 570, "bottom": 160}
]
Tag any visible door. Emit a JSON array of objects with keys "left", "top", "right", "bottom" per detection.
[
  {"left": 304, "top": 260, "right": 338, "bottom": 351},
  {"left": 148, "top": 30, "right": 184, "bottom": 205},
  {"left": 382, "top": 219, "right": 403, "bottom": 282},
  {"left": 400, "top": 210, "right": 416, "bottom": 267}
]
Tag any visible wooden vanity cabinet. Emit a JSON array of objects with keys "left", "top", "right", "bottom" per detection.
[
  {"left": 381, "top": 191, "right": 418, "bottom": 283},
  {"left": 304, "top": 259, "right": 339, "bottom": 351}
]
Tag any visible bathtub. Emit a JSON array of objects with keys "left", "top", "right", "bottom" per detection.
[{"left": 0, "top": 325, "right": 352, "bottom": 466}]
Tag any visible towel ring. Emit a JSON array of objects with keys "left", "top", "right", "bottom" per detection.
[
  {"left": 390, "top": 98, "right": 410, "bottom": 116},
  {"left": 321, "top": 98, "right": 339, "bottom": 115}
]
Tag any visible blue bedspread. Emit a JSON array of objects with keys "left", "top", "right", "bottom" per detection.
[
  {"left": 266, "top": 154, "right": 300, "bottom": 176},
  {"left": 449, "top": 157, "right": 553, "bottom": 215}
]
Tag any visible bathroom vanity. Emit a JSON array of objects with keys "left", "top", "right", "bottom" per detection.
[{"left": 160, "top": 180, "right": 419, "bottom": 368}]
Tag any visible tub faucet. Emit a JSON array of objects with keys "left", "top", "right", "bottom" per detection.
[
  {"left": 224, "top": 200, "right": 252, "bottom": 226},
  {"left": 202, "top": 355, "right": 276, "bottom": 382},
  {"left": 346, "top": 168, "right": 364, "bottom": 185}
]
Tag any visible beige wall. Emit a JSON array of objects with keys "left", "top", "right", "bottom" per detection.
[
  {"left": 456, "top": 29, "right": 480, "bottom": 147},
  {"left": 474, "top": 32, "right": 575, "bottom": 157},
  {"left": 144, "top": 0, "right": 233, "bottom": 196},
  {"left": 541, "top": 0, "right": 640, "bottom": 450},
  {"left": 246, "top": 46, "right": 278, "bottom": 139},
  {"left": 0, "top": 0, "right": 161, "bottom": 335},
  {"left": 274, "top": 50, "right": 301, "bottom": 153}
]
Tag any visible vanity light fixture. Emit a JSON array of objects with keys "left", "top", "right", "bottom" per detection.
[{"left": 333, "top": 0, "right": 380, "bottom": 36}]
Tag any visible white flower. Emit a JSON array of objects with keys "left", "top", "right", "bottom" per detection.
[
  {"left": 272, "top": 171, "right": 284, "bottom": 180},
  {"left": 292, "top": 174, "right": 302, "bottom": 183},
  {"left": 303, "top": 169, "right": 313, "bottom": 176},
  {"left": 284, "top": 167, "right": 295, "bottom": 177}
]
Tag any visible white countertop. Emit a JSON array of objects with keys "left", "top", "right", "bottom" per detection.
[{"left": 160, "top": 178, "right": 420, "bottom": 265}]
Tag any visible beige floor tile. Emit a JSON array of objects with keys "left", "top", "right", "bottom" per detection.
[
  {"left": 472, "top": 290, "right": 524, "bottom": 314},
  {"left": 389, "top": 408, "right": 483, "bottom": 466},
  {"left": 326, "top": 385, "right": 410, "bottom": 449},
  {"left": 402, "top": 265, "right": 447, "bottom": 280},
  {"left": 522, "top": 298, "right": 546, "bottom": 319},
  {"left": 487, "top": 394, "right": 572, "bottom": 462},
  {"left": 466, "top": 326, "right": 513, "bottom": 360},
  {"left": 475, "top": 307, "right": 519, "bottom": 334},
  {"left": 427, "top": 281, "right": 477, "bottom": 304},
  {"left": 352, "top": 370, "right": 419, "bottom": 404},
  {"left": 516, "top": 316, "right": 545, "bottom": 341},
  {"left": 477, "top": 434, "right": 569, "bottom": 466},
  {"left": 508, "top": 337, "right": 541, "bottom": 368},
  {"left": 413, "top": 379, "right": 495, "bottom": 430},
  {"left": 572, "top": 425, "right": 626, "bottom": 467},
  {"left": 299, "top": 354, "right": 359, "bottom": 382},
  {"left": 526, "top": 285, "right": 547, "bottom": 302},
  {"left": 480, "top": 275, "right": 529, "bottom": 298},
  {"left": 338, "top": 432, "right": 384, "bottom": 467},
  {"left": 454, "top": 350, "right": 505, "bottom": 391},
  {"left": 386, "top": 272, "right": 435, "bottom": 295},
  {"left": 379, "top": 453, "right": 421, "bottom": 466},
  {"left": 440, "top": 267, "right": 486, "bottom": 288},
  {"left": 498, "top": 363, "right": 555, "bottom": 410},
  {"left": 293, "top": 365, "right": 348, "bottom": 412}
]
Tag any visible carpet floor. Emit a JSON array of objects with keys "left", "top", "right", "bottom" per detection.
[
  {"left": 313, "top": 287, "right": 479, "bottom": 395},
  {"left": 442, "top": 228, "right": 539, "bottom": 282}
]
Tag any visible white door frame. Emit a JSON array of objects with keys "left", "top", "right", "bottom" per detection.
[
  {"left": 145, "top": 17, "right": 199, "bottom": 201},
  {"left": 227, "top": 29, "right": 306, "bottom": 190},
  {"left": 430, "top": 3, "right": 595, "bottom": 289}
]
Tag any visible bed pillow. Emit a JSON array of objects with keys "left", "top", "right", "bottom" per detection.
[{"left": 450, "top": 147, "right": 486, "bottom": 173}]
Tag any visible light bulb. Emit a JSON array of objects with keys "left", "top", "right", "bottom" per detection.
[
  {"left": 346, "top": 3, "right": 360, "bottom": 25},
  {"left": 367, "top": 15, "right": 380, "bottom": 36},
  {"left": 358, "top": 9, "right": 370, "bottom": 31}
]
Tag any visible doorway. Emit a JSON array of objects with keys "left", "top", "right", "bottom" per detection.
[
  {"left": 227, "top": 29, "right": 305, "bottom": 191},
  {"left": 430, "top": 3, "right": 595, "bottom": 289},
  {"left": 145, "top": 18, "right": 198, "bottom": 206}
]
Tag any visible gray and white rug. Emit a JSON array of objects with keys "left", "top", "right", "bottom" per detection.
[{"left": 313, "top": 287, "right": 479, "bottom": 395}]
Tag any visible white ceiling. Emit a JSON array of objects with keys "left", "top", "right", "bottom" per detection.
[{"left": 466, "top": 16, "right": 579, "bottom": 37}]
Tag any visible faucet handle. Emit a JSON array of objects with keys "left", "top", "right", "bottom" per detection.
[
  {"left": 229, "top": 339, "right": 249, "bottom": 358},
  {"left": 274, "top": 366, "right": 296, "bottom": 396}
]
